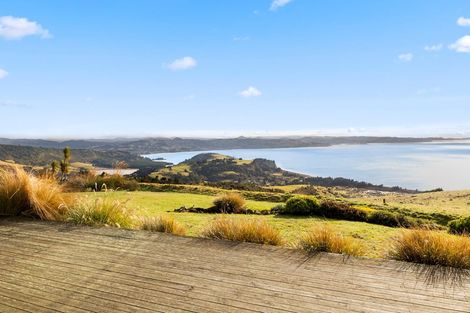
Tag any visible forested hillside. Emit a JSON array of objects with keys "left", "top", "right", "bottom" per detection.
[{"left": 0, "top": 144, "right": 156, "bottom": 168}]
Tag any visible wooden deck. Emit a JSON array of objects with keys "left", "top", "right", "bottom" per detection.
[{"left": 0, "top": 218, "right": 469, "bottom": 313}]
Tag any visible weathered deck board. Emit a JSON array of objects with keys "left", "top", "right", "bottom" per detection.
[{"left": 0, "top": 218, "right": 469, "bottom": 313}]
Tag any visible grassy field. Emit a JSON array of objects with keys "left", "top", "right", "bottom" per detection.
[
  {"left": 77, "top": 191, "right": 399, "bottom": 258},
  {"left": 71, "top": 185, "right": 470, "bottom": 259},
  {"left": 352, "top": 190, "right": 470, "bottom": 218}
]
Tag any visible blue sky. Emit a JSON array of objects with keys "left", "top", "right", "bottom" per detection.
[{"left": 1, "top": 0, "right": 470, "bottom": 138}]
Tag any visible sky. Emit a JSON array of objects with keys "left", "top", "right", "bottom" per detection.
[{"left": 1, "top": 0, "right": 470, "bottom": 138}]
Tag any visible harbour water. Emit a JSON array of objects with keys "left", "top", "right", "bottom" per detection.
[{"left": 145, "top": 141, "right": 470, "bottom": 190}]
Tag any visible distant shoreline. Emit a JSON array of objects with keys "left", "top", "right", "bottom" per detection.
[
  {"left": 1, "top": 135, "right": 460, "bottom": 155},
  {"left": 140, "top": 137, "right": 467, "bottom": 155}
]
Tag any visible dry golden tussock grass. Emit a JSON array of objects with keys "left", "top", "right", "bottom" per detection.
[
  {"left": 297, "top": 225, "right": 365, "bottom": 256},
  {"left": 213, "top": 193, "right": 246, "bottom": 213},
  {"left": 138, "top": 215, "right": 186, "bottom": 236},
  {"left": 202, "top": 216, "right": 282, "bottom": 245},
  {"left": 0, "top": 165, "right": 70, "bottom": 220},
  {"left": 388, "top": 229, "right": 470, "bottom": 284}
]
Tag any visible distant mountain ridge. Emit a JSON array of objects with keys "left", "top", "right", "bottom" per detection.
[{"left": 0, "top": 136, "right": 450, "bottom": 155}]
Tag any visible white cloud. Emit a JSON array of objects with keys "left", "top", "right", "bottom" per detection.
[
  {"left": 449, "top": 35, "right": 470, "bottom": 53},
  {"left": 166, "top": 56, "right": 197, "bottom": 71},
  {"left": 240, "top": 86, "right": 262, "bottom": 98},
  {"left": 270, "top": 0, "right": 293, "bottom": 11},
  {"left": 398, "top": 53, "right": 413, "bottom": 62},
  {"left": 0, "top": 68, "right": 8, "bottom": 79},
  {"left": 457, "top": 17, "right": 470, "bottom": 27},
  {"left": 0, "top": 16, "right": 51, "bottom": 40},
  {"left": 424, "top": 44, "right": 442, "bottom": 52}
]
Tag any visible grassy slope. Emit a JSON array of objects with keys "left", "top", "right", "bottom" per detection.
[
  {"left": 78, "top": 191, "right": 398, "bottom": 258},
  {"left": 142, "top": 183, "right": 470, "bottom": 221},
  {"left": 352, "top": 190, "right": 470, "bottom": 218},
  {"left": 274, "top": 184, "right": 470, "bottom": 219}
]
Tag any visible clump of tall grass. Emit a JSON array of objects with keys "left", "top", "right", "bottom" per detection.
[
  {"left": 213, "top": 193, "right": 246, "bottom": 213},
  {"left": 0, "top": 165, "right": 70, "bottom": 220},
  {"left": 202, "top": 216, "right": 282, "bottom": 245},
  {"left": 389, "top": 229, "right": 470, "bottom": 268},
  {"left": 66, "top": 198, "right": 134, "bottom": 228},
  {"left": 138, "top": 215, "right": 186, "bottom": 236},
  {"left": 388, "top": 229, "right": 470, "bottom": 284},
  {"left": 297, "top": 226, "right": 364, "bottom": 256}
]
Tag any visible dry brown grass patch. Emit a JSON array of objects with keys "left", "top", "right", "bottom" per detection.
[
  {"left": 0, "top": 165, "right": 70, "bottom": 220},
  {"left": 389, "top": 229, "right": 470, "bottom": 267},
  {"left": 138, "top": 215, "right": 186, "bottom": 236},
  {"left": 213, "top": 193, "right": 246, "bottom": 213},
  {"left": 202, "top": 216, "right": 282, "bottom": 245},
  {"left": 298, "top": 225, "right": 365, "bottom": 256},
  {"left": 389, "top": 229, "right": 470, "bottom": 284}
]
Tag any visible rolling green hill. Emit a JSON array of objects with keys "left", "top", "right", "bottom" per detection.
[{"left": 148, "top": 153, "right": 306, "bottom": 185}]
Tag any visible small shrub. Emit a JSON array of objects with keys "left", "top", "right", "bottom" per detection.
[
  {"left": 0, "top": 165, "right": 70, "bottom": 220},
  {"left": 202, "top": 217, "right": 282, "bottom": 245},
  {"left": 281, "top": 197, "right": 368, "bottom": 222},
  {"left": 318, "top": 200, "right": 368, "bottom": 221},
  {"left": 66, "top": 198, "right": 134, "bottom": 228},
  {"left": 138, "top": 216, "right": 186, "bottom": 236},
  {"left": 367, "top": 210, "right": 417, "bottom": 228},
  {"left": 213, "top": 193, "right": 246, "bottom": 213},
  {"left": 298, "top": 226, "right": 364, "bottom": 256},
  {"left": 389, "top": 229, "right": 470, "bottom": 269},
  {"left": 281, "top": 196, "right": 320, "bottom": 215},
  {"left": 67, "top": 173, "right": 139, "bottom": 191},
  {"left": 448, "top": 217, "right": 470, "bottom": 235}
]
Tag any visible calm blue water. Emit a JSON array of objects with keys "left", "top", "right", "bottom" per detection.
[{"left": 144, "top": 141, "right": 470, "bottom": 190}]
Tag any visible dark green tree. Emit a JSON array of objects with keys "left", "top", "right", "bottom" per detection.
[
  {"left": 63, "top": 146, "right": 71, "bottom": 162},
  {"left": 50, "top": 160, "right": 60, "bottom": 175},
  {"left": 60, "top": 146, "right": 72, "bottom": 181}
]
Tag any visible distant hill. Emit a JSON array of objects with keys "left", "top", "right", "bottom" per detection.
[
  {"left": 147, "top": 153, "right": 306, "bottom": 185},
  {"left": 145, "top": 153, "right": 415, "bottom": 192},
  {"left": 0, "top": 136, "right": 450, "bottom": 155},
  {"left": 0, "top": 144, "right": 157, "bottom": 169}
]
